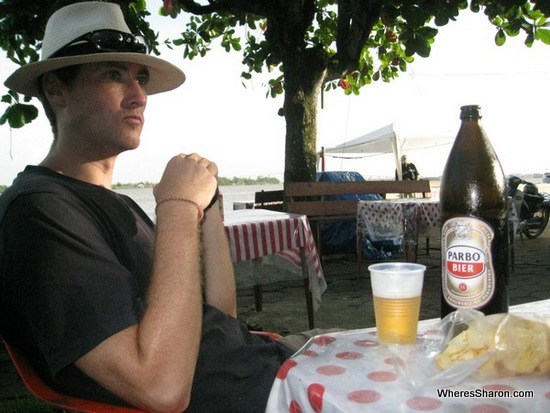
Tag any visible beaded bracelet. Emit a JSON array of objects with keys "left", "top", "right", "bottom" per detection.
[{"left": 155, "top": 197, "right": 204, "bottom": 222}]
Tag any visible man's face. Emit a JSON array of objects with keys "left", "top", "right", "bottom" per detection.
[{"left": 59, "top": 61, "right": 149, "bottom": 157}]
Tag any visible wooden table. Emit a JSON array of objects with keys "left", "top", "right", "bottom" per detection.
[
  {"left": 224, "top": 209, "right": 326, "bottom": 329},
  {"left": 266, "top": 299, "right": 550, "bottom": 413}
]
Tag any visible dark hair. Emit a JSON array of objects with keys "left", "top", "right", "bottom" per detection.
[{"left": 38, "top": 65, "right": 81, "bottom": 142}]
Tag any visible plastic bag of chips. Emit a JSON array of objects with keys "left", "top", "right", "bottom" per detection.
[
  {"left": 388, "top": 308, "right": 550, "bottom": 390},
  {"left": 435, "top": 310, "right": 550, "bottom": 377}
]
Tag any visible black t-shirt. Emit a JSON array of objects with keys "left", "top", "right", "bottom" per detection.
[{"left": 0, "top": 166, "right": 292, "bottom": 412}]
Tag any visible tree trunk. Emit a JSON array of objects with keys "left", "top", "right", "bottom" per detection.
[{"left": 283, "top": 47, "right": 327, "bottom": 183}]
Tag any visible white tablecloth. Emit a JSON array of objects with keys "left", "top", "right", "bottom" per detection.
[{"left": 357, "top": 198, "right": 518, "bottom": 241}]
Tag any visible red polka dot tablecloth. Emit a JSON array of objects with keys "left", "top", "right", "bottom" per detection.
[{"left": 266, "top": 300, "right": 550, "bottom": 413}]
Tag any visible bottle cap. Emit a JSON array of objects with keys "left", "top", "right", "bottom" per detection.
[{"left": 460, "top": 105, "right": 482, "bottom": 120}]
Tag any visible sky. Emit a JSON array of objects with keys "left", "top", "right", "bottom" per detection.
[{"left": 1, "top": 7, "right": 549, "bottom": 186}]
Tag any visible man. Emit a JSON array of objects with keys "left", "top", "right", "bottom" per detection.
[
  {"left": 396, "top": 154, "right": 420, "bottom": 181},
  {"left": 0, "top": 3, "right": 302, "bottom": 412}
]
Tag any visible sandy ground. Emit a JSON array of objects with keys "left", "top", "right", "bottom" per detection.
[
  {"left": 234, "top": 179, "right": 550, "bottom": 335},
  {"left": 236, "top": 230, "right": 550, "bottom": 336}
]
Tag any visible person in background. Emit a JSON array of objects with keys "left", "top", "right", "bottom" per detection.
[
  {"left": 396, "top": 154, "right": 420, "bottom": 181},
  {"left": 0, "top": 2, "right": 325, "bottom": 412}
]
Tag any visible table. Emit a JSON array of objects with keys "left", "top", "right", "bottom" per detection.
[
  {"left": 357, "top": 198, "right": 440, "bottom": 264},
  {"left": 266, "top": 299, "right": 550, "bottom": 413},
  {"left": 224, "top": 209, "right": 327, "bottom": 329},
  {"left": 357, "top": 198, "right": 518, "bottom": 264}
]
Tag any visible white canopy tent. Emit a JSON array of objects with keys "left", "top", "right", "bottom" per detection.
[{"left": 320, "top": 123, "right": 456, "bottom": 179}]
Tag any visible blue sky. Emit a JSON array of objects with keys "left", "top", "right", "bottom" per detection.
[{"left": 1, "top": 8, "right": 549, "bottom": 185}]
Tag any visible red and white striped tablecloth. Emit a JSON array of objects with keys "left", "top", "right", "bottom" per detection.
[
  {"left": 223, "top": 209, "right": 326, "bottom": 307},
  {"left": 224, "top": 209, "right": 320, "bottom": 277}
]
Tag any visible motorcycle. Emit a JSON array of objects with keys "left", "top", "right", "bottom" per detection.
[{"left": 508, "top": 176, "right": 550, "bottom": 239}]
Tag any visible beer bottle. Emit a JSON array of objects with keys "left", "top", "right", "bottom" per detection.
[{"left": 440, "top": 105, "right": 509, "bottom": 317}]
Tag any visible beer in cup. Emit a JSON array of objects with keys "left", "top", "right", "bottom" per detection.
[{"left": 368, "top": 262, "right": 426, "bottom": 345}]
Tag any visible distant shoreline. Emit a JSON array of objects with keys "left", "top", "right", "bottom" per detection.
[
  {"left": 1, "top": 173, "right": 546, "bottom": 194},
  {"left": 112, "top": 176, "right": 281, "bottom": 190}
]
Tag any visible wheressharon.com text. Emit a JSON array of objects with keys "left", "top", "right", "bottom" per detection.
[{"left": 437, "top": 388, "right": 534, "bottom": 399}]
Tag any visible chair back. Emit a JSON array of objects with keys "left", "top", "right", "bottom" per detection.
[
  {"left": 254, "top": 190, "right": 284, "bottom": 211},
  {"left": 1, "top": 338, "right": 145, "bottom": 413}
]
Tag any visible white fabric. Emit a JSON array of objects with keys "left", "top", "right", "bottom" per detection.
[{"left": 323, "top": 122, "right": 455, "bottom": 178}]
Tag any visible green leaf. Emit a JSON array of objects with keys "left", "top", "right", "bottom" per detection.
[
  {"left": 495, "top": 28, "right": 506, "bottom": 46},
  {"left": 416, "top": 42, "right": 431, "bottom": 58},
  {"left": 231, "top": 38, "right": 242, "bottom": 51},
  {"left": 434, "top": 13, "right": 449, "bottom": 26},
  {"left": 1, "top": 103, "right": 39, "bottom": 128},
  {"left": 419, "top": 27, "right": 438, "bottom": 39},
  {"left": 133, "top": 0, "right": 146, "bottom": 12},
  {"left": 527, "top": 8, "right": 543, "bottom": 20},
  {"left": 159, "top": 6, "right": 169, "bottom": 17},
  {"left": 493, "top": 16, "right": 503, "bottom": 26},
  {"left": 1, "top": 94, "right": 13, "bottom": 104},
  {"left": 535, "top": 28, "right": 550, "bottom": 44},
  {"left": 1, "top": 106, "right": 22, "bottom": 128},
  {"left": 0, "top": 111, "right": 8, "bottom": 126}
]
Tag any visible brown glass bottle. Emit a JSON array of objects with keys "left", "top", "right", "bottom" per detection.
[{"left": 440, "top": 105, "right": 509, "bottom": 318}]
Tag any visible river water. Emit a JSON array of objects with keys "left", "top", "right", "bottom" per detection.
[
  {"left": 115, "top": 179, "right": 550, "bottom": 220},
  {"left": 115, "top": 184, "right": 283, "bottom": 219}
]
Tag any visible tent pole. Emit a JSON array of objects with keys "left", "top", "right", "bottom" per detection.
[{"left": 392, "top": 130, "right": 402, "bottom": 181}]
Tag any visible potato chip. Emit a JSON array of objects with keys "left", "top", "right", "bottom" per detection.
[{"left": 436, "top": 314, "right": 550, "bottom": 377}]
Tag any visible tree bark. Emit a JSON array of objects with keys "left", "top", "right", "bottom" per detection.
[{"left": 283, "top": 47, "right": 327, "bottom": 183}]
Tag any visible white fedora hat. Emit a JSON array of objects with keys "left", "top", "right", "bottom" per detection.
[{"left": 4, "top": 1, "right": 185, "bottom": 97}]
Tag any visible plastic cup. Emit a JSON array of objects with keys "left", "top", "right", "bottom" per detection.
[{"left": 368, "top": 262, "right": 426, "bottom": 345}]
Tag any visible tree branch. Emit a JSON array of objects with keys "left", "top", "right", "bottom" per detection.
[
  {"left": 337, "top": 0, "right": 352, "bottom": 58},
  {"left": 330, "top": 0, "right": 384, "bottom": 79},
  {"left": 263, "top": 1, "right": 315, "bottom": 61}
]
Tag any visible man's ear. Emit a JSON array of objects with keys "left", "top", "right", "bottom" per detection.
[{"left": 41, "top": 72, "right": 67, "bottom": 107}]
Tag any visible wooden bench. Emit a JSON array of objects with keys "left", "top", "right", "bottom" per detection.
[
  {"left": 284, "top": 180, "right": 432, "bottom": 262},
  {"left": 254, "top": 189, "right": 284, "bottom": 211}
]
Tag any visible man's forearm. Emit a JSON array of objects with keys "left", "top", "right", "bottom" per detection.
[
  {"left": 201, "top": 201, "right": 237, "bottom": 317},
  {"left": 142, "top": 202, "right": 204, "bottom": 370}
]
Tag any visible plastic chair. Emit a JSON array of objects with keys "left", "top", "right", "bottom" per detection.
[
  {"left": 251, "top": 330, "right": 282, "bottom": 340},
  {"left": 2, "top": 331, "right": 281, "bottom": 412},
  {"left": 2, "top": 337, "right": 145, "bottom": 412}
]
